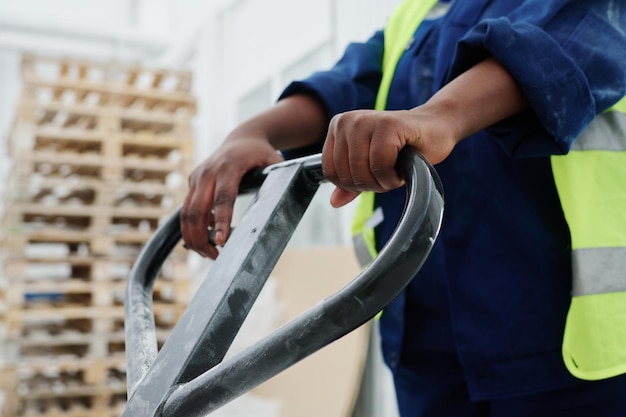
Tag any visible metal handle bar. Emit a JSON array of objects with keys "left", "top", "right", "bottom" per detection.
[{"left": 122, "top": 148, "right": 443, "bottom": 416}]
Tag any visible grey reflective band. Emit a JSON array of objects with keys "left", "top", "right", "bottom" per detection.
[
  {"left": 571, "top": 112, "right": 626, "bottom": 151},
  {"left": 352, "top": 234, "right": 373, "bottom": 268},
  {"left": 571, "top": 247, "right": 626, "bottom": 296}
]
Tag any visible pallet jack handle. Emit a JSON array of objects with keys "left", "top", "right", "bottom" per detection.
[{"left": 122, "top": 147, "right": 444, "bottom": 416}]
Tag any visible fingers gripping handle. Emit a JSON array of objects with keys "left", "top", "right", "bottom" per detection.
[{"left": 123, "top": 148, "right": 443, "bottom": 417}]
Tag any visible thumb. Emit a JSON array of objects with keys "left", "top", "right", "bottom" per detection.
[{"left": 330, "top": 187, "right": 360, "bottom": 208}]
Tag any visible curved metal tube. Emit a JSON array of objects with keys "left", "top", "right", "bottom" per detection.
[
  {"left": 124, "top": 206, "right": 183, "bottom": 395},
  {"left": 123, "top": 148, "right": 443, "bottom": 416}
]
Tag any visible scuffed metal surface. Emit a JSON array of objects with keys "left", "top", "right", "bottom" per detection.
[{"left": 121, "top": 150, "right": 443, "bottom": 417}]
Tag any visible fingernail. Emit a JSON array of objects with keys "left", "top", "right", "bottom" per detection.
[{"left": 215, "top": 231, "right": 225, "bottom": 246}]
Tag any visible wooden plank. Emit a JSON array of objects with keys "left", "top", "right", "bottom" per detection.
[
  {"left": 15, "top": 391, "right": 126, "bottom": 417},
  {"left": 59, "top": 62, "right": 70, "bottom": 78},
  {"left": 7, "top": 202, "right": 171, "bottom": 220},
  {"left": 3, "top": 279, "right": 190, "bottom": 310},
  {"left": 7, "top": 151, "right": 188, "bottom": 185},
  {"left": 1, "top": 257, "right": 122, "bottom": 282},
  {"left": 23, "top": 54, "right": 192, "bottom": 83},
  {"left": 23, "top": 74, "right": 197, "bottom": 113},
  {"left": 10, "top": 327, "right": 172, "bottom": 349},
  {"left": 18, "top": 404, "right": 124, "bottom": 417},
  {"left": 5, "top": 170, "right": 186, "bottom": 208},
  {"left": 8, "top": 157, "right": 105, "bottom": 181},
  {"left": 29, "top": 127, "right": 197, "bottom": 160},
  {"left": 23, "top": 56, "right": 191, "bottom": 101},
  {"left": 5, "top": 304, "right": 182, "bottom": 343},
  {"left": 7, "top": 303, "right": 185, "bottom": 321},
  {"left": 0, "top": 229, "right": 173, "bottom": 257},
  {"left": 33, "top": 128, "right": 105, "bottom": 153},
  {"left": 17, "top": 99, "right": 193, "bottom": 133},
  {"left": 2, "top": 256, "right": 189, "bottom": 285},
  {"left": 19, "top": 392, "right": 125, "bottom": 417},
  {"left": 19, "top": 383, "right": 126, "bottom": 400}
]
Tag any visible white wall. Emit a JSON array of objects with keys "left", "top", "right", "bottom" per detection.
[
  {"left": 0, "top": 0, "right": 134, "bottom": 29},
  {"left": 190, "top": 0, "right": 400, "bottom": 154}
]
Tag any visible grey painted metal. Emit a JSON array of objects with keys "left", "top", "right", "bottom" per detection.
[
  {"left": 124, "top": 206, "right": 181, "bottom": 398},
  {"left": 123, "top": 154, "right": 321, "bottom": 416},
  {"left": 122, "top": 148, "right": 443, "bottom": 416}
]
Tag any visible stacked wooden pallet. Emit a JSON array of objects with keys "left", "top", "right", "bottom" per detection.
[{"left": 0, "top": 55, "right": 196, "bottom": 417}]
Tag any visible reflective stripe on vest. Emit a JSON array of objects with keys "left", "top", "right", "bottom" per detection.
[
  {"left": 352, "top": 0, "right": 439, "bottom": 266},
  {"left": 553, "top": 97, "right": 626, "bottom": 380}
]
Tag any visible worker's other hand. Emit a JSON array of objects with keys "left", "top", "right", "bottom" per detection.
[
  {"left": 181, "top": 138, "right": 283, "bottom": 259},
  {"left": 322, "top": 108, "right": 456, "bottom": 208}
]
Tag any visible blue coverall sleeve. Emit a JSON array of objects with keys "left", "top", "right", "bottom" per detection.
[
  {"left": 278, "top": 31, "right": 384, "bottom": 159},
  {"left": 448, "top": 1, "right": 626, "bottom": 157},
  {"left": 279, "top": 30, "right": 384, "bottom": 119}
]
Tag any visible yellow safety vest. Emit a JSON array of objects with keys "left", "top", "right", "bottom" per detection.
[
  {"left": 553, "top": 97, "right": 626, "bottom": 380},
  {"left": 352, "top": 0, "right": 626, "bottom": 381}
]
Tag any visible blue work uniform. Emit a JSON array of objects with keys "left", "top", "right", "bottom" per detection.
[{"left": 280, "top": 0, "right": 626, "bottom": 414}]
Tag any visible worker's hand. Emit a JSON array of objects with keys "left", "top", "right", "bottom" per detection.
[
  {"left": 322, "top": 108, "right": 457, "bottom": 207},
  {"left": 181, "top": 138, "right": 284, "bottom": 259}
]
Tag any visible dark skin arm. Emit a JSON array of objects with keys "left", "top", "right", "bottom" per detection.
[
  {"left": 181, "top": 95, "right": 327, "bottom": 258},
  {"left": 181, "top": 57, "right": 528, "bottom": 259},
  {"left": 324, "top": 57, "right": 529, "bottom": 206}
]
